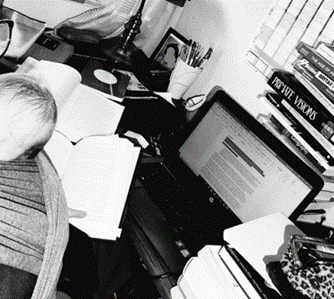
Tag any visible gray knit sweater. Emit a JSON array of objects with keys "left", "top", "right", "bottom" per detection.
[
  {"left": 0, "top": 151, "right": 69, "bottom": 298},
  {"left": 32, "top": 151, "right": 69, "bottom": 299}
]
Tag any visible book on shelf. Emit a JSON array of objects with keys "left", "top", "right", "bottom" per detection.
[
  {"left": 260, "top": 91, "right": 334, "bottom": 175},
  {"left": 259, "top": 110, "right": 328, "bottom": 175},
  {"left": 316, "top": 41, "right": 334, "bottom": 65},
  {"left": 293, "top": 58, "right": 334, "bottom": 104},
  {"left": 296, "top": 41, "right": 334, "bottom": 81},
  {"left": 44, "top": 131, "right": 141, "bottom": 240},
  {"left": 267, "top": 69, "right": 334, "bottom": 157},
  {"left": 16, "top": 57, "right": 125, "bottom": 143}
]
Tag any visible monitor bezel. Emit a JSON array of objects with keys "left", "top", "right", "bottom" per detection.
[{"left": 177, "top": 89, "right": 324, "bottom": 222}]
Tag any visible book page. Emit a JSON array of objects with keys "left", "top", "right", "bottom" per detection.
[
  {"left": 56, "top": 84, "right": 125, "bottom": 143},
  {"left": 37, "top": 60, "right": 82, "bottom": 110},
  {"left": 16, "top": 59, "right": 81, "bottom": 111},
  {"left": 62, "top": 135, "right": 140, "bottom": 239},
  {"left": 43, "top": 130, "right": 74, "bottom": 177}
]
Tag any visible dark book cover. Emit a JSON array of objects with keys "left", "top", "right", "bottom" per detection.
[
  {"left": 267, "top": 70, "right": 334, "bottom": 148},
  {"left": 296, "top": 41, "right": 334, "bottom": 81},
  {"left": 293, "top": 58, "right": 334, "bottom": 104},
  {"left": 265, "top": 91, "right": 334, "bottom": 169}
]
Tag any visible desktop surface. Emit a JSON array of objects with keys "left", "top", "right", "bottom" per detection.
[{"left": 2, "top": 36, "right": 327, "bottom": 299}]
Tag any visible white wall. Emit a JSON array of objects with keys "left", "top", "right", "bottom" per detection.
[
  {"left": 174, "top": 0, "right": 274, "bottom": 117},
  {"left": 5, "top": 0, "right": 274, "bottom": 117}
]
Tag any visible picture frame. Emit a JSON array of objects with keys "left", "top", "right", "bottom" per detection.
[{"left": 151, "top": 27, "right": 189, "bottom": 70}]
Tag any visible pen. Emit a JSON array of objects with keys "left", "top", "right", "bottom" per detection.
[
  {"left": 187, "top": 41, "right": 196, "bottom": 65},
  {"left": 198, "top": 47, "right": 213, "bottom": 67},
  {"left": 302, "top": 209, "right": 326, "bottom": 215}
]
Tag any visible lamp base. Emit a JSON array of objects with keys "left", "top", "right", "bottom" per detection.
[{"left": 101, "top": 36, "right": 138, "bottom": 68}]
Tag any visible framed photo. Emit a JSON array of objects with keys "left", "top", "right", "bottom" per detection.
[{"left": 151, "top": 27, "right": 189, "bottom": 70}]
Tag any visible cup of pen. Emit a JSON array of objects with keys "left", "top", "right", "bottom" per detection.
[{"left": 167, "top": 58, "right": 203, "bottom": 100}]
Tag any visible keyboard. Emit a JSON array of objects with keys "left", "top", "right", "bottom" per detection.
[{"left": 137, "top": 161, "right": 241, "bottom": 255}]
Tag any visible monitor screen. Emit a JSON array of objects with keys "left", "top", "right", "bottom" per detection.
[{"left": 179, "top": 99, "right": 314, "bottom": 222}]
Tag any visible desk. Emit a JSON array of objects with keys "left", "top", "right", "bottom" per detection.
[
  {"left": 0, "top": 36, "right": 188, "bottom": 298},
  {"left": 3, "top": 37, "right": 330, "bottom": 299}
]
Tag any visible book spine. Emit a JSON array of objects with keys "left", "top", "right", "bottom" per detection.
[
  {"left": 293, "top": 58, "right": 334, "bottom": 104},
  {"left": 316, "top": 42, "right": 334, "bottom": 65},
  {"left": 260, "top": 94, "right": 334, "bottom": 176},
  {"left": 297, "top": 42, "right": 334, "bottom": 81},
  {"left": 280, "top": 127, "right": 327, "bottom": 173},
  {"left": 276, "top": 123, "right": 328, "bottom": 174},
  {"left": 267, "top": 70, "right": 334, "bottom": 155},
  {"left": 260, "top": 111, "right": 327, "bottom": 173},
  {"left": 293, "top": 68, "right": 334, "bottom": 116},
  {"left": 219, "top": 247, "right": 263, "bottom": 299},
  {"left": 223, "top": 246, "right": 282, "bottom": 299},
  {"left": 265, "top": 92, "right": 334, "bottom": 166}
]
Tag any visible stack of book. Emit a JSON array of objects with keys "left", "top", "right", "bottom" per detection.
[
  {"left": 263, "top": 41, "right": 334, "bottom": 200},
  {"left": 171, "top": 213, "right": 302, "bottom": 299},
  {"left": 171, "top": 245, "right": 282, "bottom": 299}
]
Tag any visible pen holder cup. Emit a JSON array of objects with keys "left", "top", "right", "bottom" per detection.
[{"left": 167, "top": 58, "right": 203, "bottom": 100}]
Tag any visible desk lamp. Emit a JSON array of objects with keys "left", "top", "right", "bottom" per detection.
[
  {"left": 101, "top": 0, "right": 187, "bottom": 67},
  {"left": 101, "top": 0, "right": 146, "bottom": 67}
]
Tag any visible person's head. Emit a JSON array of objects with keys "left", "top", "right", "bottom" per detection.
[{"left": 0, "top": 73, "right": 57, "bottom": 161}]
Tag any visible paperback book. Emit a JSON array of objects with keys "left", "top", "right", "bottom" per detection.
[
  {"left": 264, "top": 91, "right": 334, "bottom": 169},
  {"left": 258, "top": 106, "right": 334, "bottom": 191},
  {"left": 293, "top": 68, "right": 334, "bottom": 116},
  {"left": 267, "top": 69, "right": 334, "bottom": 156},
  {"left": 296, "top": 41, "right": 334, "bottom": 81},
  {"left": 259, "top": 93, "right": 334, "bottom": 176},
  {"left": 316, "top": 41, "right": 334, "bottom": 65},
  {"left": 293, "top": 58, "right": 334, "bottom": 104}
]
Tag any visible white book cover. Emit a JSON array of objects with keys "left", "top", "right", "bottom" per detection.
[
  {"left": 170, "top": 285, "right": 186, "bottom": 299},
  {"left": 223, "top": 212, "right": 304, "bottom": 291},
  {"left": 198, "top": 245, "right": 248, "bottom": 299},
  {"left": 178, "top": 257, "right": 222, "bottom": 299}
]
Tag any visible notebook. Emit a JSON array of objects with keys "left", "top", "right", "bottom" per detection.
[{"left": 138, "top": 89, "right": 324, "bottom": 254}]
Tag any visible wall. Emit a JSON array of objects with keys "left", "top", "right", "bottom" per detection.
[
  {"left": 4, "top": 0, "right": 274, "bottom": 117},
  {"left": 174, "top": 0, "right": 274, "bottom": 117}
]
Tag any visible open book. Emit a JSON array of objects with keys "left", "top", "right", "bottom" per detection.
[
  {"left": 16, "top": 57, "right": 125, "bottom": 143},
  {"left": 44, "top": 131, "right": 140, "bottom": 240}
]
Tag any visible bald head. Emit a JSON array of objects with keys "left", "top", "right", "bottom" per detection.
[{"left": 0, "top": 73, "right": 57, "bottom": 160}]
